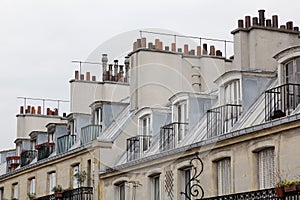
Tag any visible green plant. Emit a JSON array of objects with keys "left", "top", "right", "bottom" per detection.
[
  {"left": 52, "top": 184, "right": 63, "bottom": 193},
  {"left": 74, "top": 170, "right": 87, "bottom": 186},
  {"left": 27, "top": 192, "right": 36, "bottom": 199}
]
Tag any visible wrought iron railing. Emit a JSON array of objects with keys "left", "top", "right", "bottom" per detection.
[
  {"left": 265, "top": 83, "right": 300, "bottom": 121},
  {"left": 81, "top": 125, "right": 102, "bottom": 145},
  {"left": 57, "top": 135, "right": 76, "bottom": 154},
  {"left": 37, "top": 143, "right": 55, "bottom": 161},
  {"left": 6, "top": 156, "right": 20, "bottom": 172},
  {"left": 35, "top": 187, "right": 93, "bottom": 200},
  {"left": 20, "top": 150, "right": 37, "bottom": 167},
  {"left": 127, "top": 135, "right": 152, "bottom": 161},
  {"left": 207, "top": 104, "right": 242, "bottom": 138},
  {"left": 159, "top": 122, "right": 188, "bottom": 151},
  {"left": 202, "top": 188, "right": 300, "bottom": 200}
]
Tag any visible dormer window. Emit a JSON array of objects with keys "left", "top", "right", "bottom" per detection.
[
  {"left": 174, "top": 100, "right": 188, "bottom": 143},
  {"left": 284, "top": 58, "right": 300, "bottom": 84},
  {"left": 93, "top": 107, "right": 102, "bottom": 125},
  {"left": 140, "top": 115, "right": 151, "bottom": 152},
  {"left": 224, "top": 80, "right": 240, "bottom": 105}
]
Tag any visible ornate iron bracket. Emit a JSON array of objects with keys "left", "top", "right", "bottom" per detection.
[{"left": 180, "top": 153, "right": 204, "bottom": 200}]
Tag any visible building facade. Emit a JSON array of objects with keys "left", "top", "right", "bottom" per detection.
[{"left": 1, "top": 9, "right": 300, "bottom": 200}]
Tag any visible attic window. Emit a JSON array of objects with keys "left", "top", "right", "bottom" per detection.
[{"left": 284, "top": 57, "right": 300, "bottom": 84}]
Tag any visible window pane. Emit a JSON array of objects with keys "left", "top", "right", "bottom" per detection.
[
  {"left": 154, "top": 176, "right": 160, "bottom": 200},
  {"left": 119, "top": 183, "right": 125, "bottom": 200},
  {"left": 217, "top": 158, "right": 231, "bottom": 195},
  {"left": 258, "top": 148, "right": 274, "bottom": 189},
  {"left": 184, "top": 169, "right": 191, "bottom": 200},
  {"left": 73, "top": 165, "right": 79, "bottom": 188}
]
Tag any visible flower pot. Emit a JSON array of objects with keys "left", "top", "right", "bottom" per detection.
[
  {"left": 275, "top": 187, "right": 285, "bottom": 197},
  {"left": 54, "top": 192, "right": 63, "bottom": 198},
  {"left": 284, "top": 184, "right": 297, "bottom": 192}
]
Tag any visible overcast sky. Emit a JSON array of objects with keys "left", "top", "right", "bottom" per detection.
[{"left": 0, "top": 0, "right": 299, "bottom": 150}]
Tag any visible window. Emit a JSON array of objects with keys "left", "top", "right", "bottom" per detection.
[
  {"left": 258, "top": 148, "right": 275, "bottom": 189},
  {"left": 68, "top": 119, "right": 76, "bottom": 135},
  {"left": 284, "top": 58, "right": 300, "bottom": 84},
  {"left": 93, "top": 107, "right": 102, "bottom": 125},
  {"left": 179, "top": 168, "right": 191, "bottom": 200},
  {"left": 87, "top": 160, "right": 92, "bottom": 187},
  {"left": 217, "top": 158, "right": 231, "bottom": 195},
  {"left": 118, "top": 182, "right": 125, "bottom": 200},
  {"left": 48, "top": 171, "right": 56, "bottom": 194},
  {"left": 140, "top": 115, "right": 151, "bottom": 152},
  {"left": 0, "top": 187, "right": 4, "bottom": 199},
  {"left": 28, "top": 177, "right": 36, "bottom": 196},
  {"left": 12, "top": 183, "right": 18, "bottom": 199},
  {"left": 73, "top": 164, "right": 79, "bottom": 188},
  {"left": 224, "top": 80, "right": 240, "bottom": 105},
  {"left": 151, "top": 175, "right": 160, "bottom": 200},
  {"left": 175, "top": 101, "right": 188, "bottom": 143}
]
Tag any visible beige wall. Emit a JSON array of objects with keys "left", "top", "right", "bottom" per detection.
[{"left": 100, "top": 122, "right": 300, "bottom": 199}]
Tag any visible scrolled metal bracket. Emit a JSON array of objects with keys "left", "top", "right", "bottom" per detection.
[{"left": 180, "top": 153, "right": 204, "bottom": 200}]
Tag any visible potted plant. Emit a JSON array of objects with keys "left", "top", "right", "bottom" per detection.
[
  {"left": 52, "top": 184, "right": 63, "bottom": 198},
  {"left": 275, "top": 180, "right": 285, "bottom": 198},
  {"left": 74, "top": 170, "right": 87, "bottom": 187},
  {"left": 27, "top": 192, "right": 36, "bottom": 200}
]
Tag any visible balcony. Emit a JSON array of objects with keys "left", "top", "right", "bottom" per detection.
[
  {"left": 265, "top": 83, "right": 300, "bottom": 121},
  {"left": 202, "top": 188, "right": 300, "bottom": 200},
  {"left": 37, "top": 142, "right": 55, "bottom": 161},
  {"left": 127, "top": 135, "right": 152, "bottom": 161},
  {"left": 6, "top": 156, "right": 20, "bottom": 172},
  {"left": 207, "top": 104, "right": 242, "bottom": 138},
  {"left": 20, "top": 150, "right": 37, "bottom": 167},
  {"left": 81, "top": 125, "right": 102, "bottom": 145},
  {"left": 159, "top": 122, "right": 188, "bottom": 151},
  {"left": 34, "top": 187, "right": 93, "bottom": 200},
  {"left": 57, "top": 135, "right": 76, "bottom": 154}
]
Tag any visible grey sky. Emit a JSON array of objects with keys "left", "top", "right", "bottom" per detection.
[{"left": 0, "top": 0, "right": 299, "bottom": 150}]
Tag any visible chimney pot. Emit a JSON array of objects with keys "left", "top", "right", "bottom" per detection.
[
  {"left": 272, "top": 15, "right": 278, "bottom": 28},
  {"left": 216, "top": 50, "right": 222, "bottom": 57},
  {"left": 190, "top": 49, "right": 195, "bottom": 55},
  {"left": 86, "top": 72, "right": 90, "bottom": 81},
  {"left": 148, "top": 42, "right": 154, "bottom": 49},
  {"left": 294, "top": 26, "right": 299, "bottom": 31},
  {"left": 280, "top": 25, "right": 286, "bottom": 30},
  {"left": 245, "top": 16, "right": 251, "bottom": 28},
  {"left": 155, "top": 39, "right": 160, "bottom": 50},
  {"left": 258, "top": 9, "right": 265, "bottom": 26},
  {"left": 31, "top": 107, "right": 35, "bottom": 114},
  {"left": 133, "top": 41, "right": 137, "bottom": 51},
  {"left": 165, "top": 46, "right": 170, "bottom": 51},
  {"left": 203, "top": 43, "right": 207, "bottom": 55},
  {"left": 92, "top": 76, "right": 96, "bottom": 81},
  {"left": 266, "top": 19, "right": 272, "bottom": 27},
  {"left": 137, "top": 39, "right": 142, "bottom": 48},
  {"left": 20, "top": 106, "right": 24, "bottom": 114},
  {"left": 37, "top": 106, "right": 41, "bottom": 114},
  {"left": 238, "top": 19, "right": 244, "bottom": 28},
  {"left": 141, "top": 37, "right": 146, "bottom": 48},
  {"left": 80, "top": 74, "right": 84, "bottom": 80},
  {"left": 252, "top": 17, "right": 258, "bottom": 26},
  {"left": 63, "top": 113, "right": 66, "bottom": 117},
  {"left": 178, "top": 48, "right": 182, "bottom": 53},
  {"left": 75, "top": 71, "right": 79, "bottom": 80},
  {"left": 27, "top": 106, "right": 31, "bottom": 114},
  {"left": 286, "top": 21, "right": 293, "bottom": 30},
  {"left": 184, "top": 44, "right": 189, "bottom": 54},
  {"left": 197, "top": 46, "right": 201, "bottom": 56},
  {"left": 209, "top": 45, "right": 216, "bottom": 56},
  {"left": 171, "top": 43, "right": 176, "bottom": 52}
]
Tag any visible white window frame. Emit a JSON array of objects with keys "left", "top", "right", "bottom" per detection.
[
  {"left": 93, "top": 107, "right": 103, "bottom": 125},
  {"left": 139, "top": 114, "right": 152, "bottom": 153},
  {"left": 258, "top": 148, "right": 275, "bottom": 189},
  {"left": 29, "top": 177, "right": 36, "bottom": 195},
  {"left": 224, "top": 79, "right": 241, "bottom": 105},
  {"left": 118, "top": 182, "right": 125, "bottom": 200},
  {"left": 284, "top": 58, "right": 300, "bottom": 84},
  {"left": 151, "top": 175, "right": 160, "bottom": 200},
  {"left": 48, "top": 171, "right": 56, "bottom": 194},
  {"left": 217, "top": 158, "right": 231, "bottom": 195},
  {"left": 12, "top": 183, "right": 18, "bottom": 199},
  {"left": 178, "top": 167, "right": 192, "bottom": 200},
  {"left": 0, "top": 187, "right": 3, "bottom": 199},
  {"left": 73, "top": 164, "right": 80, "bottom": 188},
  {"left": 173, "top": 100, "right": 188, "bottom": 144}
]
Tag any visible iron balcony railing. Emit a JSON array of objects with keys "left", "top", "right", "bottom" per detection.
[
  {"left": 159, "top": 122, "right": 188, "bottom": 152},
  {"left": 265, "top": 83, "right": 300, "bottom": 121},
  {"left": 37, "top": 142, "right": 55, "bottom": 161},
  {"left": 57, "top": 135, "right": 76, "bottom": 154},
  {"left": 20, "top": 150, "right": 37, "bottom": 167},
  {"left": 6, "top": 156, "right": 20, "bottom": 172},
  {"left": 202, "top": 188, "right": 300, "bottom": 200},
  {"left": 81, "top": 125, "right": 102, "bottom": 145},
  {"left": 35, "top": 187, "right": 93, "bottom": 200},
  {"left": 127, "top": 135, "right": 152, "bottom": 161},
  {"left": 207, "top": 104, "right": 242, "bottom": 138}
]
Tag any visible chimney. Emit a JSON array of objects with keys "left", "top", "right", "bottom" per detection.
[
  {"left": 280, "top": 25, "right": 286, "bottom": 30},
  {"left": 20, "top": 106, "right": 24, "bottom": 114},
  {"left": 266, "top": 19, "right": 272, "bottom": 27},
  {"left": 258, "top": 9, "right": 265, "bottom": 26},
  {"left": 54, "top": 108, "right": 58, "bottom": 116},
  {"left": 238, "top": 19, "right": 244, "bottom": 28},
  {"left": 108, "top": 64, "right": 113, "bottom": 81},
  {"left": 31, "top": 106, "right": 35, "bottom": 114},
  {"left": 158, "top": 41, "right": 163, "bottom": 50},
  {"left": 27, "top": 106, "right": 31, "bottom": 114},
  {"left": 190, "top": 49, "right": 195, "bottom": 56},
  {"left": 294, "top": 27, "right": 299, "bottom": 31},
  {"left": 253, "top": 17, "right": 258, "bottom": 26},
  {"left": 92, "top": 76, "right": 96, "bottom": 81},
  {"left": 209, "top": 45, "right": 215, "bottom": 56},
  {"left": 165, "top": 46, "right": 170, "bottom": 51},
  {"left": 63, "top": 113, "right": 67, "bottom": 117},
  {"left": 86, "top": 72, "right": 90, "bottom": 81},
  {"left": 75, "top": 70, "right": 79, "bottom": 80},
  {"left": 133, "top": 41, "right": 137, "bottom": 51},
  {"left": 155, "top": 39, "right": 160, "bottom": 50},
  {"left": 80, "top": 74, "right": 84, "bottom": 80},
  {"left": 203, "top": 43, "right": 207, "bottom": 55},
  {"left": 37, "top": 106, "right": 41, "bottom": 114},
  {"left": 124, "top": 56, "right": 130, "bottom": 83},
  {"left": 102, "top": 54, "right": 108, "bottom": 81},
  {"left": 114, "top": 60, "right": 118, "bottom": 81},
  {"left": 177, "top": 48, "right": 182, "bottom": 53},
  {"left": 286, "top": 21, "right": 293, "bottom": 30},
  {"left": 137, "top": 39, "right": 142, "bottom": 48},
  {"left": 148, "top": 42, "right": 154, "bottom": 49},
  {"left": 197, "top": 46, "right": 201, "bottom": 56},
  {"left": 272, "top": 15, "right": 278, "bottom": 28},
  {"left": 216, "top": 50, "right": 222, "bottom": 57},
  {"left": 171, "top": 43, "right": 176, "bottom": 52},
  {"left": 119, "top": 65, "right": 124, "bottom": 81},
  {"left": 184, "top": 44, "right": 189, "bottom": 54},
  {"left": 47, "top": 108, "right": 51, "bottom": 115},
  {"left": 245, "top": 16, "right": 251, "bottom": 28},
  {"left": 141, "top": 37, "right": 146, "bottom": 48}
]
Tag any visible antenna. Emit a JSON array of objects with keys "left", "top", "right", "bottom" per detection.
[{"left": 71, "top": 61, "right": 101, "bottom": 76}]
